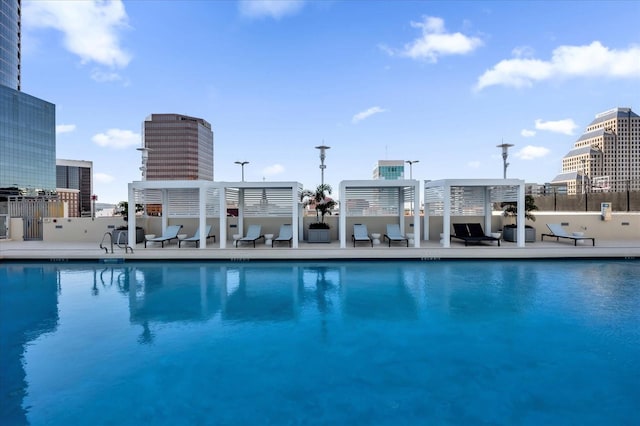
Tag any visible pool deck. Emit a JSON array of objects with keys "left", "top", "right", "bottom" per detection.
[{"left": 1, "top": 238, "right": 639, "bottom": 261}]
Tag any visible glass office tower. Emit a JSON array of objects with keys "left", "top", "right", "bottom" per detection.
[
  {"left": 0, "top": 0, "right": 21, "bottom": 90},
  {"left": 0, "top": 85, "right": 56, "bottom": 196}
]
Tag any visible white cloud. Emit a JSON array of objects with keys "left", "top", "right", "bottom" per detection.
[
  {"left": 383, "top": 16, "right": 483, "bottom": 62},
  {"left": 521, "top": 129, "right": 536, "bottom": 137},
  {"left": 90, "top": 69, "right": 124, "bottom": 83},
  {"left": 535, "top": 118, "right": 577, "bottom": 135},
  {"left": 515, "top": 145, "right": 550, "bottom": 160},
  {"left": 94, "top": 173, "right": 115, "bottom": 183},
  {"left": 24, "top": 0, "right": 131, "bottom": 68},
  {"left": 352, "top": 106, "right": 387, "bottom": 123},
  {"left": 263, "top": 164, "right": 285, "bottom": 176},
  {"left": 467, "top": 161, "right": 481, "bottom": 168},
  {"left": 239, "top": 0, "right": 304, "bottom": 19},
  {"left": 92, "top": 129, "right": 140, "bottom": 149},
  {"left": 56, "top": 124, "right": 76, "bottom": 134},
  {"left": 476, "top": 41, "right": 640, "bottom": 90}
]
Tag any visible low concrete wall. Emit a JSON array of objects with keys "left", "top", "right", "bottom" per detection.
[
  {"left": 8, "top": 211, "right": 640, "bottom": 243},
  {"left": 424, "top": 213, "right": 639, "bottom": 242},
  {"left": 506, "top": 212, "right": 640, "bottom": 241},
  {"left": 42, "top": 217, "right": 128, "bottom": 243}
]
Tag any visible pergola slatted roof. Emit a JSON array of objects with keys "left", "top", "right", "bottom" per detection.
[
  {"left": 423, "top": 179, "right": 526, "bottom": 247},
  {"left": 339, "top": 180, "right": 421, "bottom": 248},
  {"left": 127, "top": 180, "right": 303, "bottom": 248}
]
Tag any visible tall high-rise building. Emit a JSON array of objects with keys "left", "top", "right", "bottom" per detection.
[
  {"left": 56, "top": 159, "right": 93, "bottom": 217},
  {"left": 373, "top": 160, "right": 405, "bottom": 180},
  {"left": 551, "top": 107, "right": 639, "bottom": 194},
  {"left": 1, "top": 0, "right": 56, "bottom": 202},
  {"left": 143, "top": 114, "right": 214, "bottom": 181},
  {"left": 0, "top": 86, "right": 56, "bottom": 197},
  {"left": 0, "top": 0, "right": 21, "bottom": 90}
]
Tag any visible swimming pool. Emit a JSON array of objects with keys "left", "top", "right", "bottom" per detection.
[{"left": 1, "top": 260, "right": 638, "bottom": 425}]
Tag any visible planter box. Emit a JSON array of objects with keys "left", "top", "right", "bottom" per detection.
[
  {"left": 503, "top": 226, "right": 536, "bottom": 243},
  {"left": 308, "top": 228, "right": 331, "bottom": 243},
  {"left": 112, "top": 228, "right": 145, "bottom": 244}
]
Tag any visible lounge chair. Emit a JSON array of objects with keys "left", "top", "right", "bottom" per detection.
[
  {"left": 352, "top": 224, "right": 372, "bottom": 247},
  {"left": 541, "top": 224, "right": 595, "bottom": 246},
  {"left": 451, "top": 223, "right": 500, "bottom": 246},
  {"left": 383, "top": 224, "right": 408, "bottom": 247},
  {"left": 272, "top": 224, "right": 293, "bottom": 247},
  {"left": 235, "top": 224, "right": 265, "bottom": 247},
  {"left": 145, "top": 225, "right": 182, "bottom": 248},
  {"left": 178, "top": 225, "right": 216, "bottom": 248},
  {"left": 467, "top": 223, "right": 500, "bottom": 246}
]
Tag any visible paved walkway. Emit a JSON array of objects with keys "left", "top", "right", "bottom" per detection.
[{"left": 1, "top": 239, "right": 639, "bottom": 261}]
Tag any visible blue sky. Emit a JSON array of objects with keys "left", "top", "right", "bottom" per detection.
[{"left": 21, "top": 0, "right": 640, "bottom": 204}]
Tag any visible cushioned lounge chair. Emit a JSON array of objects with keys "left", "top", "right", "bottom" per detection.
[
  {"left": 272, "top": 224, "right": 293, "bottom": 247},
  {"left": 178, "top": 225, "right": 216, "bottom": 248},
  {"left": 383, "top": 224, "right": 408, "bottom": 247},
  {"left": 145, "top": 225, "right": 182, "bottom": 248},
  {"left": 467, "top": 223, "right": 500, "bottom": 246},
  {"left": 352, "top": 224, "right": 372, "bottom": 247},
  {"left": 451, "top": 223, "right": 500, "bottom": 246},
  {"left": 450, "top": 223, "right": 471, "bottom": 246},
  {"left": 541, "top": 223, "right": 595, "bottom": 246},
  {"left": 235, "top": 224, "right": 265, "bottom": 247}
]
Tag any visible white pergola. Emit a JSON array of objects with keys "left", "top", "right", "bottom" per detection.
[
  {"left": 338, "top": 179, "right": 421, "bottom": 248},
  {"left": 127, "top": 180, "right": 303, "bottom": 248},
  {"left": 423, "top": 178, "right": 526, "bottom": 247},
  {"left": 220, "top": 181, "right": 303, "bottom": 248}
]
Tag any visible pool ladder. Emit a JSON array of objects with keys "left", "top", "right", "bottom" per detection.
[{"left": 100, "top": 231, "right": 134, "bottom": 254}]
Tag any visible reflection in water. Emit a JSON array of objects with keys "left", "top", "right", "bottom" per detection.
[
  {"left": 0, "top": 265, "right": 59, "bottom": 425},
  {"left": 2, "top": 260, "right": 639, "bottom": 425},
  {"left": 223, "top": 266, "right": 299, "bottom": 322},
  {"left": 340, "top": 263, "right": 420, "bottom": 321}
]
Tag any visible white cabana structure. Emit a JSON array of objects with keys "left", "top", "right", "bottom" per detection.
[
  {"left": 339, "top": 180, "right": 421, "bottom": 248},
  {"left": 127, "top": 180, "right": 304, "bottom": 249},
  {"left": 221, "top": 181, "right": 304, "bottom": 248},
  {"left": 423, "top": 179, "right": 526, "bottom": 248},
  {"left": 127, "top": 180, "right": 224, "bottom": 249}
]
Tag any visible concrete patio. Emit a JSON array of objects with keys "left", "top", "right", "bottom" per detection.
[{"left": 1, "top": 238, "right": 638, "bottom": 261}]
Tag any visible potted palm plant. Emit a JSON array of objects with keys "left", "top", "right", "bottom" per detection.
[
  {"left": 501, "top": 195, "right": 538, "bottom": 242},
  {"left": 301, "top": 184, "right": 337, "bottom": 243}
]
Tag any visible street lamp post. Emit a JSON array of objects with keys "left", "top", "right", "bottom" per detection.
[
  {"left": 497, "top": 142, "right": 514, "bottom": 179},
  {"left": 580, "top": 158, "right": 587, "bottom": 194},
  {"left": 405, "top": 160, "right": 419, "bottom": 216},
  {"left": 605, "top": 127, "right": 617, "bottom": 191},
  {"left": 405, "top": 160, "right": 419, "bottom": 179},
  {"left": 315, "top": 145, "right": 330, "bottom": 186},
  {"left": 137, "top": 147, "right": 152, "bottom": 217},
  {"left": 136, "top": 147, "right": 152, "bottom": 180},
  {"left": 234, "top": 161, "right": 249, "bottom": 182}
]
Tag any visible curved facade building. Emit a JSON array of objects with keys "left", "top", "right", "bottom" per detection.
[
  {"left": 143, "top": 114, "right": 214, "bottom": 181},
  {"left": 0, "top": 0, "right": 21, "bottom": 90}
]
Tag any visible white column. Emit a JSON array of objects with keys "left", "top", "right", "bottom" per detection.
[
  {"left": 219, "top": 186, "right": 227, "bottom": 248},
  {"left": 442, "top": 184, "right": 451, "bottom": 248},
  {"left": 516, "top": 183, "right": 525, "bottom": 247},
  {"left": 484, "top": 187, "right": 492, "bottom": 234},
  {"left": 339, "top": 181, "right": 347, "bottom": 248},
  {"left": 291, "top": 185, "right": 299, "bottom": 248},
  {"left": 127, "top": 183, "right": 136, "bottom": 248},
  {"left": 161, "top": 189, "right": 168, "bottom": 233},
  {"left": 199, "top": 185, "right": 206, "bottom": 249},
  {"left": 413, "top": 181, "right": 421, "bottom": 247}
]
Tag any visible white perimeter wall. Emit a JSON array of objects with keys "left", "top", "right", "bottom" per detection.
[{"left": 5, "top": 212, "right": 640, "bottom": 242}]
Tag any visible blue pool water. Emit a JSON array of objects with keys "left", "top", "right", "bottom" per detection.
[{"left": 1, "top": 260, "right": 639, "bottom": 425}]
